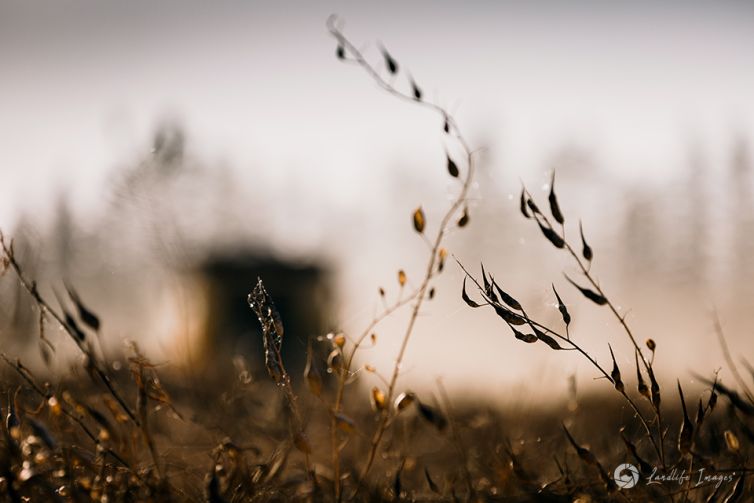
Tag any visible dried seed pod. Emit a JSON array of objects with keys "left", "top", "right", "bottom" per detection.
[
  {"left": 443, "top": 115, "right": 449, "bottom": 133},
  {"left": 493, "top": 304, "right": 527, "bottom": 325},
  {"left": 437, "top": 248, "right": 448, "bottom": 272},
  {"left": 248, "top": 278, "right": 285, "bottom": 383},
  {"left": 579, "top": 221, "right": 593, "bottom": 262},
  {"left": 336, "top": 44, "right": 345, "bottom": 60},
  {"left": 695, "top": 398, "right": 705, "bottom": 429},
  {"left": 413, "top": 207, "right": 426, "bottom": 233},
  {"left": 398, "top": 269, "right": 407, "bottom": 287},
  {"left": 510, "top": 327, "right": 537, "bottom": 344},
  {"left": 646, "top": 339, "right": 656, "bottom": 351},
  {"left": 416, "top": 400, "right": 447, "bottom": 432},
  {"left": 333, "top": 333, "right": 346, "bottom": 348},
  {"left": 533, "top": 327, "right": 561, "bottom": 349},
  {"left": 457, "top": 207, "right": 469, "bottom": 227},
  {"left": 428, "top": 287, "right": 435, "bottom": 300},
  {"left": 564, "top": 275, "right": 607, "bottom": 305},
  {"left": 520, "top": 189, "right": 531, "bottom": 219},
  {"left": 648, "top": 366, "right": 661, "bottom": 410},
  {"left": 65, "top": 284, "right": 101, "bottom": 332},
  {"left": 620, "top": 430, "right": 653, "bottom": 476},
  {"left": 424, "top": 467, "right": 440, "bottom": 494},
  {"left": 552, "top": 285, "right": 571, "bottom": 326},
  {"left": 548, "top": 171, "right": 564, "bottom": 225},
  {"left": 461, "top": 277, "right": 483, "bottom": 308},
  {"left": 609, "top": 344, "right": 624, "bottom": 393},
  {"left": 370, "top": 387, "right": 386, "bottom": 411},
  {"left": 724, "top": 430, "right": 740, "bottom": 452},
  {"left": 492, "top": 279, "right": 522, "bottom": 311},
  {"left": 411, "top": 79, "right": 422, "bottom": 101},
  {"left": 481, "top": 263, "right": 498, "bottom": 302},
  {"left": 381, "top": 45, "right": 398, "bottom": 74},
  {"left": 447, "top": 155, "right": 459, "bottom": 178},
  {"left": 526, "top": 198, "right": 541, "bottom": 215},
  {"left": 677, "top": 380, "right": 694, "bottom": 454},
  {"left": 394, "top": 391, "right": 416, "bottom": 412},
  {"left": 563, "top": 425, "right": 597, "bottom": 466},
  {"left": 537, "top": 221, "right": 565, "bottom": 248},
  {"left": 635, "top": 351, "right": 650, "bottom": 400},
  {"left": 379, "top": 287, "right": 386, "bottom": 297}
]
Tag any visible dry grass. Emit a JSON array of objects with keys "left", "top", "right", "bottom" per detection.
[{"left": 0, "top": 17, "right": 752, "bottom": 503}]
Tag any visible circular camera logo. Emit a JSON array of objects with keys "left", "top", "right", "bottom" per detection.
[{"left": 613, "top": 463, "right": 640, "bottom": 489}]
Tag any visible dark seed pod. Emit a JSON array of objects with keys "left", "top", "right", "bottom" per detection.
[
  {"left": 447, "top": 155, "right": 459, "bottom": 178},
  {"left": 443, "top": 115, "right": 449, "bottom": 133},
  {"left": 526, "top": 198, "right": 541, "bottom": 215},
  {"left": 413, "top": 207, "right": 426, "bottom": 233},
  {"left": 492, "top": 279, "right": 522, "bottom": 311},
  {"left": 564, "top": 275, "right": 607, "bottom": 305},
  {"left": 336, "top": 44, "right": 345, "bottom": 60},
  {"left": 552, "top": 285, "right": 571, "bottom": 326},
  {"left": 636, "top": 351, "right": 650, "bottom": 400},
  {"left": 579, "top": 221, "right": 593, "bottom": 262},
  {"left": 493, "top": 304, "right": 527, "bottom": 326},
  {"left": 416, "top": 400, "right": 447, "bottom": 431},
  {"left": 461, "top": 277, "right": 483, "bottom": 308},
  {"left": 520, "top": 189, "right": 531, "bottom": 219},
  {"left": 548, "top": 172, "right": 564, "bottom": 225},
  {"left": 620, "top": 430, "right": 653, "bottom": 476},
  {"left": 609, "top": 344, "right": 624, "bottom": 393},
  {"left": 457, "top": 207, "right": 469, "bottom": 227},
  {"left": 411, "top": 79, "right": 422, "bottom": 101},
  {"left": 511, "top": 327, "right": 538, "bottom": 343},
  {"left": 677, "top": 380, "right": 693, "bottom": 454},
  {"left": 381, "top": 46, "right": 398, "bottom": 74},
  {"left": 424, "top": 467, "right": 440, "bottom": 494},
  {"left": 534, "top": 328, "right": 561, "bottom": 350},
  {"left": 480, "top": 263, "right": 497, "bottom": 302},
  {"left": 648, "top": 366, "right": 661, "bottom": 410},
  {"left": 537, "top": 221, "right": 565, "bottom": 248},
  {"left": 563, "top": 425, "right": 597, "bottom": 466}
]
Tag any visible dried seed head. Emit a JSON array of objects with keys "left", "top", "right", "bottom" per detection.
[
  {"left": 437, "top": 248, "right": 448, "bottom": 272},
  {"left": 370, "top": 387, "right": 386, "bottom": 411},
  {"left": 519, "top": 189, "right": 531, "bottom": 219},
  {"left": 447, "top": 155, "right": 459, "bottom": 178},
  {"left": 564, "top": 275, "right": 607, "bottom": 305},
  {"left": 413, "top": 207, "right": 426, "bottom": 233},
  {"left": 724, "top": 430, "right": 740, "bottom": 452},
  {"left": 646, "top": 339, "right": 656, "bottom": 351},
  {"left": 398, "top": 270, "right": 407, "bottom": 287},
  {"left": 411, "top": 79, "right": 422, "bottom": 101},
  {"left": 579, "top": 221, "right": 593, "bottom": 262},
  {"left": 461, "top": 277, "right": 483, "bottom": 308},
  {"left": 548, "top": 171, "right": 564, "bottom": 225},
  {"left": 381, "top": 46, "right": 398, "bottom": 74},
  {"left": 537, "top": 221, "right": 565, "bottom": 248},
  {"left": 394, "top": 391, "right": 416, "bottom": 412},
  {"left": 333, "top": 334, "right": 346, "bottom": 348},
  {"left": 609, "top": 345, "right": 624, "bottom": 393},
  {"left": 552, "top": 285, "right": 571, "bottom": 326},
  {"left": 457, "top": 207, "right": 469, "bottom": 227},
  {"left": 416, "top": 400, "right": 448, "bottom": 431}
]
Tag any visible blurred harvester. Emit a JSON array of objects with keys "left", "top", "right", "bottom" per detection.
[{"left": 190, "top": 250, "right": 333, "bottom": 377}]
